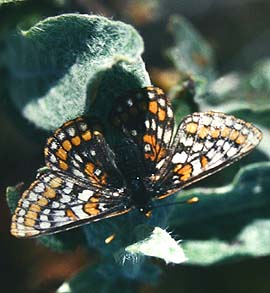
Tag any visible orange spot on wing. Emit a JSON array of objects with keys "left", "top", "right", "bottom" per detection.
[
  {"left": 221, "top": 127, "right": 230, "bottom": 138},
  {"left": 200, "top": 155, "right": 208, "bottom": 168},
  {"left": 85, "top": 162, "right": 95, "bottom": 176},
  {"left": 30, "top": 204, "right": 41, "bottom": 213},
  {"left": 186, "top": 122, "right": 198, "bottom": 134},
  {"left": 158, "top": 108, "right": 166, "bottom": 121},
  {"left": 148, "top": 101, "right": 158, "bottom": 114},
  {"left": 44, "top": 147, "right": 49, "bottom": 156},
  {"left": 37, "top": 197, "right": 48, "bottom": 206},
  {"left": 146, "top": 86, "right": 155, "bottom": 91},
  {"left": 66, "top": 209, "right": 78, "bottom": 220},
  {"left": 59, "top": 160, "right": 68, "bottom": 171},
  {"left": 236, "top": 134, "right": 246, "bottom": 145},
  {"left": 229, "top": 129, "right": 239, "bottom": 141},
  {"left": 101, "top": 174, "right": 107, "bottom": 185},
  {"left": 143, "top": 134, "right": 156, "bottom": 145},
  {"left": 157, "top": 146, "right": 167, "bottom": 161},
  {"left": 211, "top": 129, "right": 220, "bottom": 138},
  {"left": 62, "top": 140, "right": 72, "bottom": 151},
  {"left": 82, "top": 130, "right": 91, "bottom": 141},
  {"left": 25, "top": 217, "right": 35, "bottom": 227},
  {"left": 49, "top": 177, "right": 62, "bottom": 188},
  {"left": 198, "top": 126, "right": 208, "bottom": 139},
  {"left": 44, "top": 187, "right": 56, "bottom": 198},
  {"left": 25, "top": 210, "right": 38, "bottom": 223},
  {"left": 84, "top": 203, "right": 100, "bottom": 216},
  {"left": 71, "top": 136, "right": 81, "bottom": 146},
  {"left": 56, "top": 147, "right": 67, "bottom": 161},
  {"left": 173, "top": 164, "right": 183, "bottom": 173},
  {"left": 156, "top": 87, "right": 164, "bottom": 95},
  {"left": 93, "top": 130, "right": 101, "bottom": 136},
  {"left": 47, "top": 137, "right": 54, "bottom": 145},
  {"left": 177, "top": 164, "right": 192, "bottom": 181},
  {"left": 89, "top": 197, "right": 99, "bottom": 203}
]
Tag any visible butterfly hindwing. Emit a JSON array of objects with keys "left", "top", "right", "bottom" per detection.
[
  {"left": 110, "top": 86, "right": 174, "bottom": 177},
  {"left": 155, "top": 111, "right": 262, "bottom": 196},
  {"left": 11, "top": 171, "right": 130, "bottom": 238}
]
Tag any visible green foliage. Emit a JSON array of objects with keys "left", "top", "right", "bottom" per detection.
[
  {"left": 170, "top": 162, "right": 270, "bottom": 265},
  {"left": 5, "top": 14, "right": 150, "bottom": 130},
  {"left": 166, "top": 15, "right": 217, "bottom": 82}
]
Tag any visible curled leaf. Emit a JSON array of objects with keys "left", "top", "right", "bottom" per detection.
[{"left": 6, "top": 14, "right": 150, "bottom": 130}]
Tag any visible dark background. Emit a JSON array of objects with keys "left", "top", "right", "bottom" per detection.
[{"left": 0, "top": 0, "right": 270, "bottom": 292}]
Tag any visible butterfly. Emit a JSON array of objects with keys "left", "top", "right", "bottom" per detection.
[{"left": 11, "top": 86, "right": 262, "bottom": 238}]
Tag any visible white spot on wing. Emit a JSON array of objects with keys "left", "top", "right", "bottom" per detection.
[
  {"left": 193, "top": 142, "right": 203, "bottom": 152},
  {"left": 67, "top": 127, "right": 76, "bottom": 137},
  {"left": 79, "top": 122, "right": 88, "bottom": 132},
  {"left": 73, "top": 169, "right": 85, "bottom": 178},
  {"left": 60, "top": 195, "right": 71, "bottom": 203},
  {"left": 172, "top": 152, "right": 188, "bottom": 163},
  {"left": 191, "top": 159, "right": 202, "bottom": 176},
  {"left": 226, "top": 147, "right": 238, "bottom": 157},
  {"left": 167, "top": 107, "right": 173, "bottom": 118},
  {"left": 72, "top": 206, "right": 89, "bottom": 219},
  {"left": 127, "top": 99, "right": 133, "bottom": 106},
  {"left": 151, "top": 119, "right": 156, "bottom": 131},
  {"left": 201, "top": 115, "right": 212, "bottom": 126},
  {"left": 78, "top": 190, "right": 94, "bottom": 201},
  {"left": 157, "top": 126, "right": 163, "bottom": 139},
  {"left": 74, "top": 154, "right": 83, "bottom": 163},
  {"left": 40, "top": 222, "right": 51, "bottom": 229},
  {"left": 164, "top": 129, "right": 172, "bottom": 144},
  {"left": 158, "top": 98, "right": 165, "bottom": 107},
  {"left": 57, "top": 132, "right": 66, "bottom": 140},
  {"left": 156, "top": 158, "right": 165, "bottom": 169},
  {"left": 51, "top": 141, "right": 58, "bottom": 150},
  {"left": 144, "top": 144, "right": 151, "bottom": 152}
]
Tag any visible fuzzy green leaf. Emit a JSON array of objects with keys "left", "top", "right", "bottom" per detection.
[
  {"left": 5, "top": 14, "right": 150, "bottom": 131},
  {"left": 166, "top": 15, "right": 216, "bottom": 82},
  {"left": 124, "top": 226, "right": 187, "bottom": 264},
  {"left": 169, "top": 162, "right": 270, "bottom": 265}
]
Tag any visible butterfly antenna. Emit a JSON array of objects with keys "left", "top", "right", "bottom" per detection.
[{"left": 152, "top": 196, "right": 199, "bottom": 210}]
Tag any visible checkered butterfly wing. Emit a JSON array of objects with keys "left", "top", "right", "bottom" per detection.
[
  {"left": 11, "top": 117, "right": 130, "bottom": 238},
  {"left": 154, "top": 111, "right": 262, "bottom": 197},
  {"left": 110, "top": 87, "right": 174, "bottom": 179}
]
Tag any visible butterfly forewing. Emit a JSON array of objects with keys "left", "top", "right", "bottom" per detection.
[
  {"left": 155, "top": 111, "right": 262, "bottom": 196},
  {"left": 11, "top": 118, "right": 131, "bottom": 238},
  {"left": 110, "top": 86, "right": 174, "bottom": 178},
  {"left": 45, "top": 116, "right": 124, "bottom": 188}
]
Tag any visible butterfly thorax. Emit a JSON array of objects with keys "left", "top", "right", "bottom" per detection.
[{"left": 127, "top": 176, "right": 153, "bottom": 213}]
